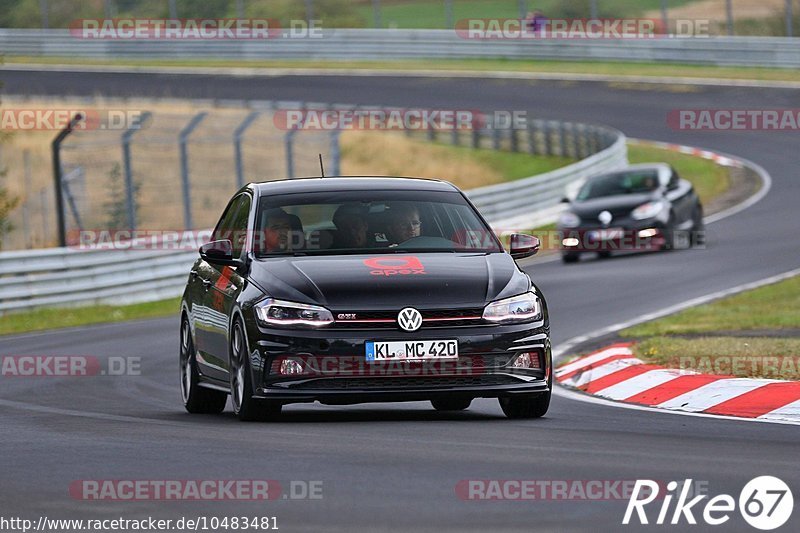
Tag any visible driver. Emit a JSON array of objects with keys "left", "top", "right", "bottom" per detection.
[
  {"left": 261, "top": 208, "right": 294, "bottom": 252},
  {"left": 385, "top": 203, "right": 421, "bottom": 245}
]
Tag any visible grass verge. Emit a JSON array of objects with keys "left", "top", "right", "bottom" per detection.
[
  {"left": 6, "top": 56, "right": 800, "bottom": 83},
  {"left": 0, "top": 298, "right": 181, "bottom": 337},
  {"left": 621, "top": 276, "right": 800, "bottom": 379}
]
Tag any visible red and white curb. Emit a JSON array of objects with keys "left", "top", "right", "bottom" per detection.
[
  {"left": 628, "top": 138, "right": 743, "bottom": 168},
  {"left": 557, "top": 343, "right": 800, "bottom": 423}
]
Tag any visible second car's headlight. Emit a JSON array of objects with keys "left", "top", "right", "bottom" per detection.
[
  {"left": 483, "top": 292, "right": 542, "bottom": 324},
  {"left": 631, "top": 201, "right": 666, "bottom": 220},
  {"left": 255, "top": 298, "right": 334, "bottom": 328},
  {"left": 558, "top": 211, "right": 581, "bottom": 228}
]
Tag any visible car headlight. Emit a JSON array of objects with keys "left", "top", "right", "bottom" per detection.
[
  {"left": 631, "top": 201, "right": 666, "bottom": 220},
  {"left": 483, "top": 292, "right": 542, "bottom": 324},
  {"left": 255, "top": 298, "right": 334, "bottom": 328},
  {"left": 558, "top": 211, "right": 581, "bottom": 228}
]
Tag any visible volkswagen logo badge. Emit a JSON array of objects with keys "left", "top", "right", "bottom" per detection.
[
  {"left": 598, "top": 210, "right": 613, "bottom": 226},
  {"left": 397, "top": 307, "right": 423, "bottom": 332}
]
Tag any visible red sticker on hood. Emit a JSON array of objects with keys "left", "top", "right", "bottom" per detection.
[{"left": 363, "top": 256, "right": 426, "bottom": 276}]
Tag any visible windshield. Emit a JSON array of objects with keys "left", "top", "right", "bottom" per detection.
[
  {"left": 576, "top": 170, "right": 660, "bottom": 200},
  {"left": 253, "top": 189, "right": 503, "bottom": 257}
]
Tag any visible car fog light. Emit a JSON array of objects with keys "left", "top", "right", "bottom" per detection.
[
  {"left": 512, "top": 352, "right": 540, "bottom": 369},
  {"left": 638, "top": 228, "right": 659, "bottom": 238},
  {"left": 562, "top": 237, "right": 580, "bottom": 247},
  {"left": 280, "top": 357, "right": 306, "bottom": 375}
]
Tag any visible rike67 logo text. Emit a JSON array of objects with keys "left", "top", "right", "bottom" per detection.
[{"left": 624, "top": 476, "right": 793, "bottom": 530}]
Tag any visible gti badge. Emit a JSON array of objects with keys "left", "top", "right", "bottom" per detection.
[
  {"left": 598, "top": 210, "right": 613, "bottom": 226},
  {"left": 397, "top": 307, "right": 423, "bottom": 332}
]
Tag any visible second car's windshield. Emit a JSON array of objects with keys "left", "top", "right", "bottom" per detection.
[
  {"left": 253, "top": 189, "right": 503, "bottom": 256},
  {"left": 577, "top": 170, "right": 660, "bottom": 200}
]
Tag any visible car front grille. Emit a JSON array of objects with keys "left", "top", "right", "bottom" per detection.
[{"left": 331, "top": 308, "right": 486, "bottom": 330}]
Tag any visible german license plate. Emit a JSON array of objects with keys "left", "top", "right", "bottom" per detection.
[
  {"left": 365, "top": 340, "right": 458, "bottom": 361},
  {"left": 587, "top": 228, "right": 623, "bottom": 241}
]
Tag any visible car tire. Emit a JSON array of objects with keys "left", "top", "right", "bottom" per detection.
[
  {"left": 180, "top": 317, "right": 227, "bottom": 414},
  {"left": 561, "top": 253, "right": 579, "bottom": 264},
  {"left": 431, "top": 397, "right": 472, "bottom": 411},
  {"left": 597, "top": 251, "right": 611, "bottom": 259},
  {"left": 499, "top": 391, "right": 551, "bottom": 419},
  {"left": 230, "top": 318, "right": 282, "bottom": 422},
  {"left": 662, "top": 214, "right": 677, "bottom": 251}
]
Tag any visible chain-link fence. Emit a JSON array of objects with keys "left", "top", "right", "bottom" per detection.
[{"left": 0, "top": 100, "right": 337, "bottom": 250}]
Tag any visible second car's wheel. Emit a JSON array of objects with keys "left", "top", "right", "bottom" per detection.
[
  {"left": 431, "top": 397, "right": 472, "bottom": 411},
  {"left": 691, "top": 206, "right": 705, "bottom": 247},
  {"left": 597, "top": 251, "right": 612, "bottom": 259},
  {"left": 180, "top": 317, "right": 227, "bottom": 414},
  {"left": 499, "top": 391, "right": 551, "bottom": 419},
  {"left": 230, "top": 318, "right": 282, "bottom": 422},
  {"left": 561, "top": 253, "right": 579, "bottom": 264}
]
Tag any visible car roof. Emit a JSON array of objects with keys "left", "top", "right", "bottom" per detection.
[
  {"left": 588, "top": 163, "right": 672, "bottom": 183},
  {"left": 252, "top": 176, "right": 459, "bottom": 196}
]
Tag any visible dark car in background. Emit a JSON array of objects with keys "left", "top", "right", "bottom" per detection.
[
  {"left": 180, "top": 177, "right": 552, "bottom": 421},
  {"left": 556, "top": 163, "right": 704, "bottom": 263}
]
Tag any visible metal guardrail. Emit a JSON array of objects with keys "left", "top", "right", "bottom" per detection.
[
  {"left": 467, "top": 122, "right": 626, "bottom": 229},
  {"left": 0, "top": 112, "right": 626, "bottom": 314},
  {"left": 2, "top": 29, "right": 800, "bottom": 68}
]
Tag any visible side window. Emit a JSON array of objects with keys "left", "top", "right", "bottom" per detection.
[{"left": 212, "top": 194, "right": 252, "bottom": 258}]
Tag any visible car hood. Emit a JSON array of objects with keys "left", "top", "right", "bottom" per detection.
[
  {"left": 248, "top": 252, "right": 529, "bottom": 310},
  {"left": 569, "top": 193, "right": 658, "bottom": 219}
]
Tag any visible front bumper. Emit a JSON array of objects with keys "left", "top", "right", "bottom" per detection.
[
  {"left": 246, "top": 319, "right": 551, "bottom": 405},
  {"left": 558, "top": 221, "right": 667, "bottom": 253}
]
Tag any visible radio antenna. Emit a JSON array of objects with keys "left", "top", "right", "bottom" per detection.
[{"left": 318, "top": 154, "right": 325, "bottom": 177}]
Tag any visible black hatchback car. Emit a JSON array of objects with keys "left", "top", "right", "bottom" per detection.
[
  {"left": 180, "top": 177, "right": 551, "bottom": 421},
  {"left": 557, "top": 163, "right": 704, "bottom": 263}
]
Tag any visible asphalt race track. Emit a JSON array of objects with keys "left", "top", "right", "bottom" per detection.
[{"left": 2, "top": 69, "right": 799, "bottom": 532}]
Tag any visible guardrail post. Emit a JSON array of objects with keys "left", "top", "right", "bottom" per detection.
[
  {"left": 558, "top": 122, "right": 568, "bottom": 157},
  {"left": 544, "top": 122, "right": 554, "bottom": 156},
  {"left": 121, "top": 111, "right": 151, "bottom": 231},
  {"left": 472, "top": 128, "right": 481, "bottom": 149},
  {"left": 51, "top": 113, "right": 83, "bottom": 247},
  {"left": 726, "top": 0, "right": 734, "bottom": 35},
  {"left": 510, "top": 127, "right": 519, "bottom": 153},
  {"left": 527, "top": 120, "right": 538, "bottom": 155},
  {"left": 179, "top": 112, "right": 207, "bottom": 230},
  {"left": 330, "top": 129, "right": 341, "bottom": 176},
  {"left": 787, "top": 0, "right": 794, "bottom": 37},
  {"left": 372, "top": 0, "right": 382, "bottom": 28},
  {"left": 233, "top": 111, "right": 260, "bottom": 189},
  {"left": 445, "top": 0, "right": 454, "bottom": 28},
  {"left": 572, "top": 123, "right": 582, "bottom": 159},
  {"left": 492, "top": 126, "right": 501, "bottom": 150}
]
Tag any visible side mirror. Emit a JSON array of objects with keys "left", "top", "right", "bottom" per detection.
[
  {"left": 509, "top": 233, "right": 540, "bottom": 260},
  {"left": 560, "top": 196, "right": 571, "bottom": 203},
  {"left": 199, "top": 239, "right": 241, "bottom": 266}
]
